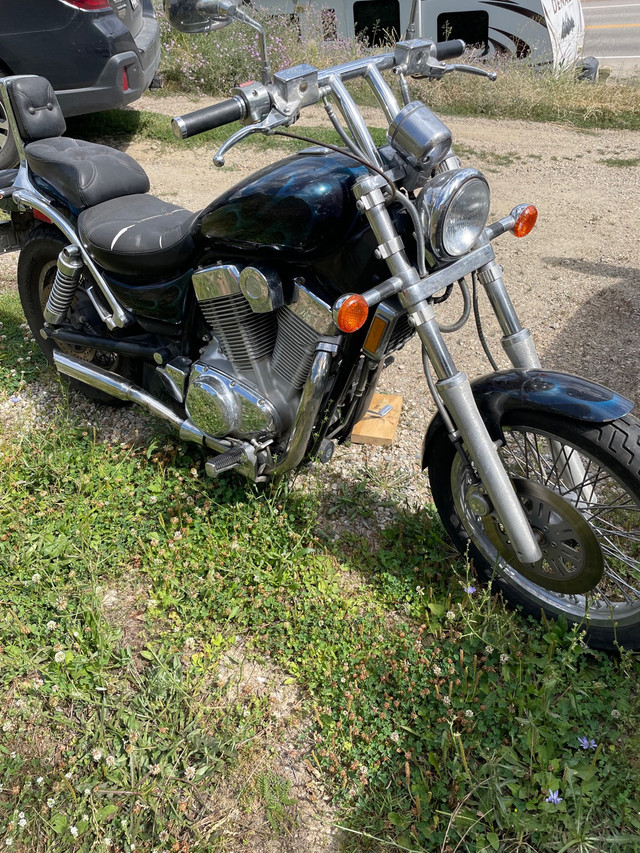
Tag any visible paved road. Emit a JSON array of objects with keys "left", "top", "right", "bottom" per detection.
[{"left": 582, "top": 0, "right": 640, "bottom": 75}]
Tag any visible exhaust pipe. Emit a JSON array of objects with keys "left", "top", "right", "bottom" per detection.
[{"left": 53, "top": 350, "right": 187, "bottom": 430}]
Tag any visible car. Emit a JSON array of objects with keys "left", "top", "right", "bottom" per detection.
[{"left": 0, "top": 0, "right": 161, "bottom": 169}]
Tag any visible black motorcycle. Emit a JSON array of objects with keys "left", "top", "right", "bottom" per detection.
[{"left": 0, "top": 0, "right": 638, "bottom": 649}]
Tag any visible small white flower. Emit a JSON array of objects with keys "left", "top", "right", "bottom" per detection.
[
  {"left": 433, "top": 664, "right": 442, "bottom": 676},
  {"left": 31, "top": 573, "right": 41, "bottom": 583},
  {"left": 500, "top": 653, "right": 509, "bottom": 663},
  {"left": 103, "top": 839, "right": 112, "bottom": 848},
  {"left": 185, "top": 765, "right": 196, "bottom": 780},
  {"left": 611, "top": 709, "right": 622, "bottom": 719},
  {"left": 18, "top": 813, "right": 24, "bottom": 820},
  {"left": 446, "top": 610, "right": 456, "bottom": 620},
  {"left": 389, "top": 731, "right": 400, "bottom": 743},
  {"left": 18, "top": 818, "right": 27, "bottom": 828},
  {"left": 2, "top": 721, "right": 13, "bottom": 732},
  {"left": 185, "top": 637, "right": 196, "bottom": 649},
  {"left": 5, "top": 838, "right": 13, "bottom": 847},
  {"left": 92, "top": 748, "right": 103, "bottom": 762},
  {"left": 484, "top": 645, "right": 494, "bottom": 655},
  {"left": 465, "top": 709, "right": 474, "bottom": 718},
  {"left": 442, "top": 695, "right": 451, "bottom": 706},
  {"left": 54, "top": 651, "right": 65, "bottom": 663},
  {"left": 82, "top": 814, "right": 89, "bottom": 822},
  {"left": 105, "top": 755, "right": 116, "bottom": 767},
  {"left": 70, "top": 826, "right": 78, "bottom": 838},
  {"left": 36, "top": 777, "right": 44, "bottom": 786},
  {"left": 415, "top": 585, "right": 425, "bottom": 596},
  {"left": 64, "top": 771, "right": 72, "bottom": 779},
  {"left": 84, "top": 788, "right": 91, "bottom": 796},
  {"left": 47, "top": 798, "right": 56, "bottom": 808},
  {"left": 46, "top": 621, "right": 57, "bottom": 632}
]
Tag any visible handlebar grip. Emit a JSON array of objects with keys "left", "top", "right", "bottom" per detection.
[
  {"left": 434, "top": 39, "right": 466, "bottom": 61},
  {"left": 171, "top": 97, "right": 247, "bottom": 139}
]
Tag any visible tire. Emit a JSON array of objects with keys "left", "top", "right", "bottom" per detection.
[
  {"left": 429, "top": 410, "right": 640, "bottom": 649},
  {"left": 0, "top": 94, "right": 19, "bottom": 170},
  {"left": 17, "top": 224, "right": 138, "bottom": 404}
]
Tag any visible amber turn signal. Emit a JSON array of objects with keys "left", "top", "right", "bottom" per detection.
[
  {"left": 513, "top": 204, "right": 537, "bottom": 238},
  {"left": 335, "top": 294, "right": 369, "bottom": 333}
]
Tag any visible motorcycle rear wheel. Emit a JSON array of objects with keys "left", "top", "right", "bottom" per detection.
[
  {"left": 429, "top": 410, "right": 640, "bottom": 649},
  {"left": 18, "top": 225, "right": 138, "bottom": 404}
]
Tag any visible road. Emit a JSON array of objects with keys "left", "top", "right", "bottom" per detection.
[{"left": 582, "top": 0, "right": 640, "bottom": 75}]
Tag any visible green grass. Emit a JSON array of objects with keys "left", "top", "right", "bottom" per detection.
[
  {"left": 150, "top": 1, "right": 640, "bottom": 131},
  {"left": 1, "top": 286, "right": 640, "bottom": 852}
]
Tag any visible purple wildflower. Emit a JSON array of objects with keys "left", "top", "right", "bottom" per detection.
[
  {"left": 578, "top": 735, "right": 597, "bottom": 750},
  {"left": 465, "top": 585, "right": 476, "bottom": 594},
  {"left": 546, "top": 790, "right": 563, "bottom": 804}
]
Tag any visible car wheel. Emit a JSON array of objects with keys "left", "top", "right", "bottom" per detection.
[{"left": 0, "top": 65, "right": 19, "bottom": 170}]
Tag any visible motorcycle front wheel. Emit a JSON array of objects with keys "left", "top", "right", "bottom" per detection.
[{"left": 429, "top": 410, "right": 640, "bottom": 649}]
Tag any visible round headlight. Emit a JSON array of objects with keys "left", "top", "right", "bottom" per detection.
[{"left": 418, "top": 168, "right": 491, "bottom": 260}]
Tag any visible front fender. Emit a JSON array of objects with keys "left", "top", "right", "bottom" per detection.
[{"left": 422, "top": 369, "right": 634, "bottom": 469}]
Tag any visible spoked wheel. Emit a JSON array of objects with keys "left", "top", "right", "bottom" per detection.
[
  {"left": 429, "top": 410, "right": 640, "bottom": 649},
  {"left": 18, "top": 224, "right": 137, "bottom": 403}
]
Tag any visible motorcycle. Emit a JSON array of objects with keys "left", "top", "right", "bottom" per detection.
[{"left": 0, "top": 0, "right": 638, "bottom": 650}]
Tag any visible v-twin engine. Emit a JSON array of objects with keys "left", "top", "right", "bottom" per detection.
[{"left": 186, "top": 263, "right": 337, "bottom": 442}]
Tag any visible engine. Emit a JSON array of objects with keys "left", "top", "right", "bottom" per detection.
[{"left": 185, "top": 263, "right": 336, "bottom": 441}]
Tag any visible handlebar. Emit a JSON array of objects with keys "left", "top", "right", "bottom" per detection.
[
  {"left": 434, "top": 39, "right": 465, "bottom": 61},
  {"left": 171, "top": 96, "right": 247, "bottom": 139}
]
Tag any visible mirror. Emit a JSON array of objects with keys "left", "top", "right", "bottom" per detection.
[{"left": 164, "top": 0, "right": 232, "bottom": 33}]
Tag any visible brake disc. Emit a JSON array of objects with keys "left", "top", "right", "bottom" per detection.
[{"left": 482, "top": 478, "right": 604, "bottom": 594}]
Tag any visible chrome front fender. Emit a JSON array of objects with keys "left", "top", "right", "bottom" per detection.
[{"left": 422, "top": 368, "right": 634, "bottom": 469}]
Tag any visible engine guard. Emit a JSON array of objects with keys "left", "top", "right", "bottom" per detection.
[{"left": 422, "top": 368, "right": 634, "bottom": 469}]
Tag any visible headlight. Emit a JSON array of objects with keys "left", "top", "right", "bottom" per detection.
[{"left": 418, "top": 168, "right": 490, "bottom": 261}]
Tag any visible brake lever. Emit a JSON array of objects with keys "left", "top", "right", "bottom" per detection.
[
  {"left": 212, "top": 109, "right": 297, "bottom": 167},
  {"left": 439, "top": 64, "right": 497, "bottom": 81}
]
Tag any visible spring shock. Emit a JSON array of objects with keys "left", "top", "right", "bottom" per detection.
[{"left": 43, "top": 245, "right": 83, "bottom": 326}]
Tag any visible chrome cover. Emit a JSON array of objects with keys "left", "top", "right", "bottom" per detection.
[{"left": 186, "top": 362, "right": 279, "bottom": 438}]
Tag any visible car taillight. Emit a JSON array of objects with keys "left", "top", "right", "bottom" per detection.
[{"left": 60, "top": 0, "right": 111, "bottom": 10}]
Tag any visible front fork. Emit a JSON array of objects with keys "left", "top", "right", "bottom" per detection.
[{"left": 354, "top": 173, "right": 543, "bottom": 564}]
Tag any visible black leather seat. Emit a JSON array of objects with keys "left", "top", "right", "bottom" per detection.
[
  {"left": 26, "top": 137, "right": 150, "bottom": 211},
  {"left": 8, "top": 76, "right": 150, "bottom": 210},
  {"left": 7, "top": 74, "right": 199, "bottom": 277},
  {"left": 78, "top": 193, "right": 199, "bottom": 277}
]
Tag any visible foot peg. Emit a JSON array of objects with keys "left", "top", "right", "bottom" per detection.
[{"left": 205, "top": 446, "right": 247, "bottom": 477}]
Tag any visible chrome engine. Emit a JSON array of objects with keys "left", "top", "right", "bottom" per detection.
[{"left": 184, "top": 263, "right": 337, "bottom": 442}]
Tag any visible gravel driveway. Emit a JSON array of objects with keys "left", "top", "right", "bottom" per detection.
[{"left": 1, "top": 95, "right": 639, "bottom": 505}]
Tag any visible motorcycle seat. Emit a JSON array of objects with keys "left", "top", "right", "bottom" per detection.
[
  {"left": 78, "top": 192, "right": 199, "bottom": 277},
  {"left": 25, "top": 137, "right": 151, "bottom": 212},
  {"left": 5, "top": 75, "right": 150, "bottom": 211}
]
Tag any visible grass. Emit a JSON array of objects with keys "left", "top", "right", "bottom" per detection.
[
  {"left": 149, "top": 2, "right": 640, "bottom": 131},
  {"left": 1, "top": 286, "right": 640, "bottom": 852}
]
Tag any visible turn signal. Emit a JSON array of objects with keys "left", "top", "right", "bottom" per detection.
[
  {"left": 513, "top": 204, "right": 537, "bottom": 238},
  {"left": 335, "top": 294, "right": 369, "bottom": 333}
]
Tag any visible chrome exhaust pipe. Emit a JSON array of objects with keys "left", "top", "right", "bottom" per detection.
[{"left": 53, "top": 350, "right": 187, "bottom": 430}]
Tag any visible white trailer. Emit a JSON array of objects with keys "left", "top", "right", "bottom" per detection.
[{"left": 263, "top": 0, "right": 586, "bottom": 70}]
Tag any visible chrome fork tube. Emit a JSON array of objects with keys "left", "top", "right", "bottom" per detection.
[
  {"left": 414, "top": 304, "right": 542, "bottom": 564},
  {"left": 352, "top": 173, "right": 542, "bottom": 564},
  {"left": 477, "top": 258, "right": 541, "bottom": 369},
  {"left": 477, "top": 257, "right": 589, "bottom": 498}
]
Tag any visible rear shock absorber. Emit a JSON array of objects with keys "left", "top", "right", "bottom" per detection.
[{"left": 43, "top": 245, "right": 83, "bottom": 326}]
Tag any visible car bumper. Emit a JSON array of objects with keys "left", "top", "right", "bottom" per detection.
[{"left": 55, "top": 14, "right": 160, "bottom": 116}]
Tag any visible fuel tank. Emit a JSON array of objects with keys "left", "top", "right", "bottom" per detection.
[{"left": 198, "top": 150, "right": 368, "bottom": 259}]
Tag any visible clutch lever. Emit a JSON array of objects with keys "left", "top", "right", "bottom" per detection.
[{"left": 212, "top": 109, "right": 297, "bottom": 167}]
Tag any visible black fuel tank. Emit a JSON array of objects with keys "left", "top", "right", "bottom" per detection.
[{"left": 198, "top": 150, "right": 368, "bottom": 259}]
